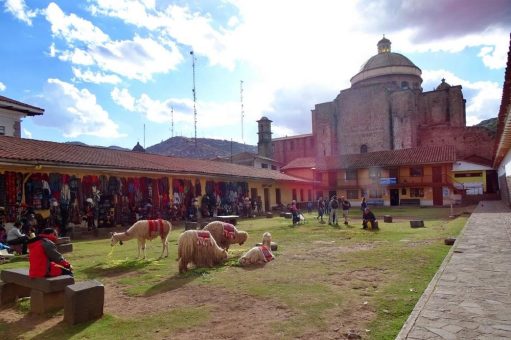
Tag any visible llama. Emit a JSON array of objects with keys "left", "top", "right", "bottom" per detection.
[
  {"left": 202, "top": 221, "right": 248, "bottom": 250},
  {"left": 239, "top": 232, "right": 275, "bottom": 266},
  {"left": 110, "top": 219, "right": 171, "bottom": 259},
  {"left": 177, "top": 230, "right": 228, "bottom": 273}
]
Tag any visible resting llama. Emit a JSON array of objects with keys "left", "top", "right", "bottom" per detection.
[
  {"left": 177, "top": 230, "right": 228, "bottom": 273},
  {"left": 110, "top": 219, "right": 171, "bottom": 259},
  {"left": 239, "top": 232, "right": 275, "bottom": 266},
  {"left": 202, "top": 221, "right": 248, "bottom": 250}
]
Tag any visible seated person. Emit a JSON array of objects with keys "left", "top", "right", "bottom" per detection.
[
  {"left": 7, "top": 221, "right": 29, "bottom": 254},
  {"left": 362, "top": 207, "right": 378, "bottom": 230},
  {"left": 27, "top": 228, "right": 73, "bottom": 278}
]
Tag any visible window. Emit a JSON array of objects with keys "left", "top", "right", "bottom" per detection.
[
  {"left": 346, "top": 169, "right": 357, "bottom": 181},
  {"left": 271, "top": 165, "right": 277, "bottom": 170},
  {"left": 292, "top": 189, "right": 297, "bottom": 201},
  {"left": 300, "top": 189, "right": 304, "bottom": 202},
  {"left": 360, "top": 144, "right": 368, "bottom": 153},
  {"left": 290, "top": 141, "right": 294, "bottom": 151},
  {"left": 401, "top": 81, "right": 409, "bottom": 89},
  {"left": 410, "top": 166, "right": 423, "bottom": 177},
  {"left": 401, "top": 188, "right": 407, "bottom": 195},
  {"left": 261, "top": 163, "right": 268, "bottom": 169},
  {"left": 307, "top": 189, "right": 312, "bottom": 201},
  {"left": 369, "top": 168, "right": 381, "bottom": 178},
  {"left": 410, "top": 188, "right": 424, "bottom": 197},
  {"left": 0, "top": 126, "right": 5, "bottom": 135},
  {"left": 454, "top": 173, "right": 482, "bottom": 178},
  {"left": 347, "top": 190, "right": 359, "bottom": 199}
]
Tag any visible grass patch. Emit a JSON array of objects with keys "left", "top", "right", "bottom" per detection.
[{"left": 0, "top": 206, "right": 469, "bottom": 339}]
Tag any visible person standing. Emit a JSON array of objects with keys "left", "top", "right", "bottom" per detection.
[
  {"left": 316, "top": 196, "right": 325, "bottom": 222},
  {"left": 340, "top": 196, "right": 351, "bottom": 225},
  {"left": 328, "top": 195, "right": 339, "bottom": 225},
  {"left": 290, "top": 200, "right": 300, "bottom": 225}
]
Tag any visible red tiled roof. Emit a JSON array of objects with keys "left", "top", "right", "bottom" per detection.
[
  {"left": 493, "top": 33, "right": 511, "bottom": 168},
  {"left": 280, "top": 157, "right": 316, "bottom": 170},
  {"left": 0, "top": 136, "right": 305, "bottom": 182},
  {"left": 0, "top": 95, "right": 44, "bottom": 116},
  {"left": 312, "top": 146, "right": 456, "bottom": 170}
]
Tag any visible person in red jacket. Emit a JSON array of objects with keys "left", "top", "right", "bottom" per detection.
[{"left": 27, "top": 228, "right": 73, "bottom": 278}]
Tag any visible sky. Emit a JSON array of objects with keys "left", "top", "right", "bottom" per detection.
[{"left": 1, "top": 0, "right": 510, "bottom": 149}]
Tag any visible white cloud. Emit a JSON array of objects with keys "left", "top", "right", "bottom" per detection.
[
  {"left": 45, "top": 2, "right": 109, "bottom": 45},
  {"left": 111, "top": 87, "right": 135, "bottom": 111},
  {"left": 4, "top": 0, "right": 37, "bottom": 25},
  {"left": 22, "top": 128, "right": 32, "bottom": 139},
  {"left": 40, "top": 79, "right": 123, "bottom": 138},
  {"left": 72, "top": 67, "right": 121, "bottom": 84},
  {"left": 422, "top": 69, "right": 501, "bottom": 125},
  {"left": 0, "top": 82, "right": 5, "bottom": 92},
  {"left": 46, "top": 3, "right": 183, "bottom": 82}
]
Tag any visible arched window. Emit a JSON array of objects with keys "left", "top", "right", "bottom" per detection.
[
  {"left": 360, "top": 144, "right": 368, "bottom": 153},
  {"left": 401, "top": 81, "right": 409, "bottom": 89}
]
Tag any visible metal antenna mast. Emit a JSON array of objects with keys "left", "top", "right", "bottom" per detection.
[
  {"left": 240, "top": 80, "right": 245, "bottom": 144},
  {"left": 171, "top": 106, "right": 174, "bottom": 138},
  {"left": 190, "top": 50, "right": 197, "bottom": 147}
]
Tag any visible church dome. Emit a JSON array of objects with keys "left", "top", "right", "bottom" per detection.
[
  {"left": 350, "top": 36, "right": 422, "bottom": 88},
  {"left": 132, "top": 142, "right": 145, "bottom": 152}
]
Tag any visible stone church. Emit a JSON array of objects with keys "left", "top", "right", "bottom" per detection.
[{"left": 266, "top": 36, "right": 495, "bottom": 167}]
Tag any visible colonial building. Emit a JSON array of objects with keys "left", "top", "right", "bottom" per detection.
[
  {"left": 272, "top": 36, "right": 498, "bottom": 205},
  {"left": 0, "top": 95, "right": 44, "bottom": 137},
  {"left": 493, "top": 33, "right": 511, "bottom": 206}
]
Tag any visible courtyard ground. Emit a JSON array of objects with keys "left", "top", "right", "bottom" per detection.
[{"left": 0, "top": 206, "right": 472, "bottom": 339}]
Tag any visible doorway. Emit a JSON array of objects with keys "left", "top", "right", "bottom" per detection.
[
  {"left": 390, "top": 189, "right": 399, "bottom": 206},
  {"left": 264, "top": 188, "right": 270, "bottom": 212}
]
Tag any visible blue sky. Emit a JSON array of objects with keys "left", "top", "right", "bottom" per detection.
[{"left": 1, "top": 0, "right": 510, "bottom": 149}]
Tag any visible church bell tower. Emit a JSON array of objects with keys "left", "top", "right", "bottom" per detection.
[{"left": 257, "top": 116, "right": 273, "bottom": 158}]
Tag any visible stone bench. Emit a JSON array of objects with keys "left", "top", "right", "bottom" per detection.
[
  {"left": 383, "top": 215, "right": 393, "bottom": 223},
  {"left": 410, "top": 220, "right": 425, "bottom": 228},
  {"left": 0, "top": 268, "right": 74, "bottom": 314},
  {"left": 282, "top": 212, "right": 292, "bottom": 219},
  {"left": 64, "top": 280, "right": 104, "bottom": 325},
  {"left": 184, "top": 221, "right": 198, "bottom": 230},
  {"left": 55, "top": 237, "right": 73, "bottom": 254},
  {"left": 400, "top": 199, "right": 421, "bottom": 206},
  {"left": 217, "top": 215, "right": 239, "bottom": 225},
  {"left": 266, "top": 212, "right": 273, "bottom": 218}
]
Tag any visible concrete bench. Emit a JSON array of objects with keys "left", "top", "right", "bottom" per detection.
[
  {"left": 184, "top": 221, "right": 198, "bottom": 230},
  {"left": 410, "top": 220, "right": 425, "bottom": 228},
  {"left": 64, "top": 280, "right": 104, "bottom": 325},
  {"left": 266, "top": 212, "right": 273, "bottom": 218},
  {"left": 217, "top": 215, "right": 239, "bottom": 225},
  {"left": 0, "top": 268, "right": 74, "bottom": 314},
  {"left": 282, "top": 212, "right": 292, "bottom": 219},
  {"left": 383, "top": 215, "right": 393, "bottom": 223},
  {"left": 56, "top": 237, "right": 73, "bottom": 254}
]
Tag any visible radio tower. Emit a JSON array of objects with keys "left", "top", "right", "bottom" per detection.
[
  {"left": 171, "top": 106, "right": 174, "bottom": 138},
  {"left": 240, "top": 80, "right": 245, "bottom": 144},
  {"left": 190, "top": 50, "right": 198, "bottom": 147}
]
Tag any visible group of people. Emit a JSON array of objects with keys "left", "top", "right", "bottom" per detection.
[
  {"left": 0, "top": 222, "right": 73, "bottom": 278},
  {"left": 313, "top": 195, "right": 378, "bottom": 230}
]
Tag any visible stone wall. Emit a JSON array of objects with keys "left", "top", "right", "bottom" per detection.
[{"left": 337, "top": 85, "right": 392, "bottom": 155}]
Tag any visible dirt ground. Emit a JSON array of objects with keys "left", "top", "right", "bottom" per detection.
[{"left": 0, "top": 241, "right": 381, "bottom": 339}]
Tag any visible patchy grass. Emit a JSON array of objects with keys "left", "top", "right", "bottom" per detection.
[{"left": 0, "top": 207, "right": 467, "bottom": 339}]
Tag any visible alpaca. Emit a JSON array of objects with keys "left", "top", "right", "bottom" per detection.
[
  {"left": 202, "top": 221, "right": 248, "bottom": 250},
  {"left": 239, "top": 232, "right": 275, "bottom": 267},
  {"left": 177, "top": 230, "right": 228, "bottom": 273},
  {"left": 110, "top": 219, "right": 172, "bottom": 259}
]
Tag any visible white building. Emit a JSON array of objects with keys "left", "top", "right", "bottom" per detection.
[{"left": 0, "top": 95, "right": 44, "bottom": 137}]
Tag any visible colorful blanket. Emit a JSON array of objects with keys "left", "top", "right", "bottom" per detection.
[
  {"left": 197, "top": 231, "right": 212, "bottom": 246},
  {"left": 259, "top": 245, "right": 274, "bottom": 262},
  {"left": 222, "top": 223, "right": 236, "bottom": 240},
  {"left": 148, "top": 219, "right": 165, "bottom": 238}
]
